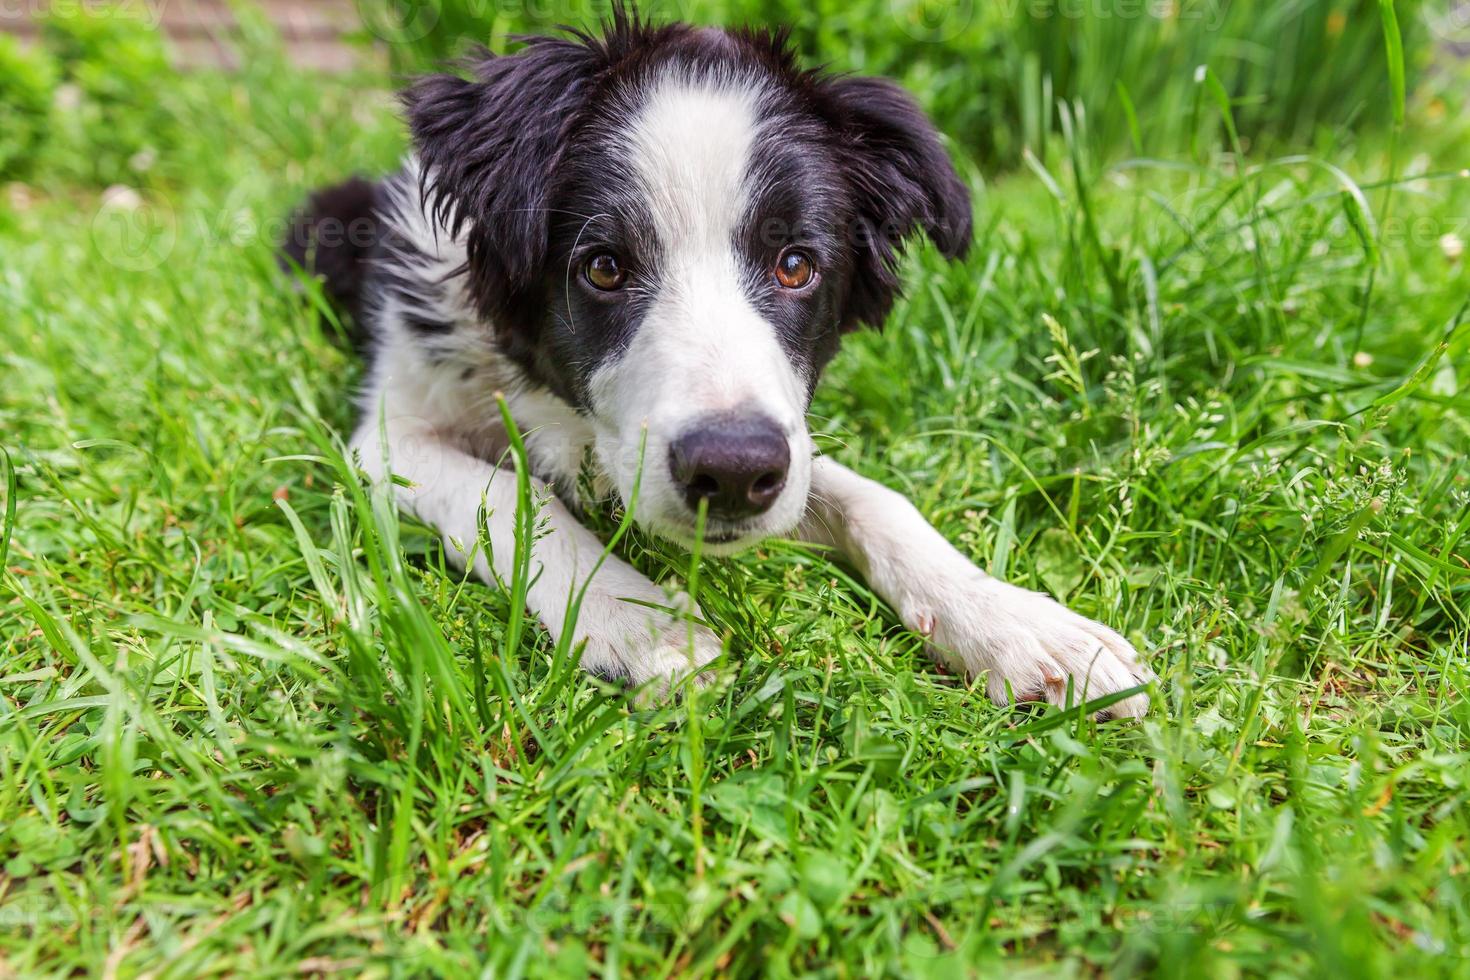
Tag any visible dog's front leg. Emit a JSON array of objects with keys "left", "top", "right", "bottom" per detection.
[
  {"left": 350, "top": 418, "right": 722, "bottom": 693},
  {"left": 800, "top": 458, "right": 1152, "bottom": 717}
]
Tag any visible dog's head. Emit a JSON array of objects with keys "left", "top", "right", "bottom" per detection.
[{"left": 406, "top": 12, "right": 971, "bottom": 552}]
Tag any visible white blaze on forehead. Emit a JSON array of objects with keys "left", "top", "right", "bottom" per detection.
[
  {"left": 623, "top": 72, "right": 763, "bottom": 253},
  {"left": 605, "top": 70, "right": 808, "bottom": 420}
]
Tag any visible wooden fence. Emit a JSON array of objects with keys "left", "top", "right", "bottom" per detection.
[{"left": 0, "top": 0, "right": 365, "bottom": 70}]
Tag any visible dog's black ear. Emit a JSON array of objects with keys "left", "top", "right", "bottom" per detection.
[
  {"left": 404, "top": 38, "right": 602, "bottom": 323},
  {"left": 822, "top": 76, "right": 972, "bottom": 330}
]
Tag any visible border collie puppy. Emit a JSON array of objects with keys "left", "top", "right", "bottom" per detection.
[{"left": 285, "top": 12, "right": 1153, "bottom": 716}]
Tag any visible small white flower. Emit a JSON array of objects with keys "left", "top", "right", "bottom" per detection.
[
  {"left": 100, "top": 185, "right": 143, "bottom": 211},
  {"left": 1441, "top": 233, "right": 1464, "bottom": 261},
  {"left": 54, "top": 83, "right": 82, "bottom": 113}
]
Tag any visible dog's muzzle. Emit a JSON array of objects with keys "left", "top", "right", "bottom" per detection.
[{"left": 668, "top": 413, "right": 790, "bottom": 521}]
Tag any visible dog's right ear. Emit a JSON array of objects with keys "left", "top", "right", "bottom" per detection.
[
  {"left": 405, "top": 38, "right": 602, "bottom": 322},
  {"left": 817, "top": 75, "right": 973, "bottom": 332}
]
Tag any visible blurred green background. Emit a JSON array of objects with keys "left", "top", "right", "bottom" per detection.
[
  {"left": 1, "top": 0, "right": 1462, "bottom": 187},
  {"left": 366, "top": 0, "right": 1444, "bottom": 167}
]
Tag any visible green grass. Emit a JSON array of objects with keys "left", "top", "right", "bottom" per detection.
[{"left": 3, "top": 8, "right": 1470, "bottom": 977}]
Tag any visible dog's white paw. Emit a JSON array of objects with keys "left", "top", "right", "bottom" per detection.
[
  {"left": 570, "top": 589, "right": 723, "bottom": 698},
  {"left": 902, "top": 570, "right": 1152, "bottom": 718}
]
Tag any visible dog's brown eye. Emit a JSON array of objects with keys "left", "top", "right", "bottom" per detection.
[
  {"left": 585, "top": 253, "right": 626, "bottom": 291},
  {"left": 775, "top": 249, "right": 815, "bottom": 290}
]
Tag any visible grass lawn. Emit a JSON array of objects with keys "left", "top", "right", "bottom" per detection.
[{"left": 3, "top": 10, "right": 1470, "bottom": 977}]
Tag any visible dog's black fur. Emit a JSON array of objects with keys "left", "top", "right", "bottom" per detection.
[{"left": 281, "top": 176, "right": 380, "bottom": 345}]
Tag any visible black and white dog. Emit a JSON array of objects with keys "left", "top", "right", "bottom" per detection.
[{"left": 286, "top": 12, "right": 1153, "bottom": 716}]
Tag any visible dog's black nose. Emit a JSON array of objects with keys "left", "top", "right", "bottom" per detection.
[{"left": 670, "top": 415, "right": 790, "bottom": 520}]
